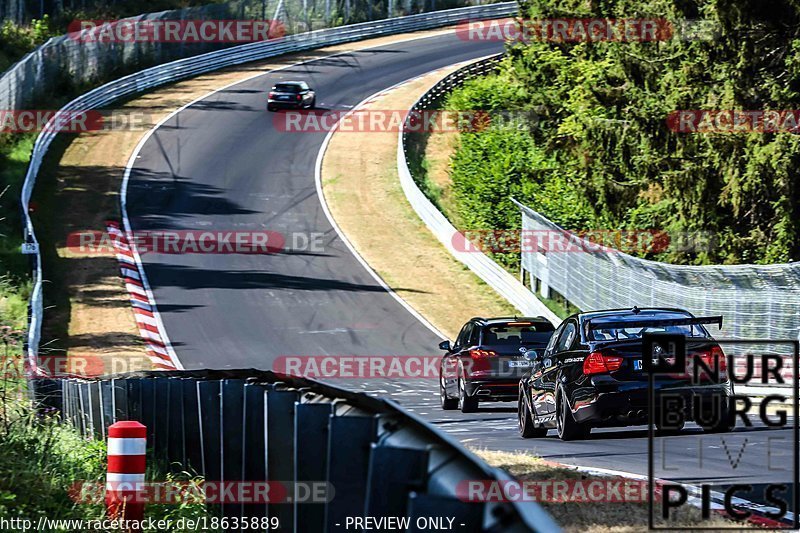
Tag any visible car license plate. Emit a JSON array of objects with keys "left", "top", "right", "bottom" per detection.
[
  {"left": 279, "top": 95, "right": 291, "bottom": 100},
  {"left": 508, "top": 361, "right": 532, "bottom": 368},
  {"left": 634, "top": 360, "right": 643, "bottom": 370}
]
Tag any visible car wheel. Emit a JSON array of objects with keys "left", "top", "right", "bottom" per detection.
[
  {"left": 307, "top": 96, "right": 316, "bottom": 109},
  {"left": 699, "top": 399, "right": 735, "bottom": 433},
  {"left": 458, "top": 377, "right": 478, "bottom": 413},
  {"left": 519, "top": 394, "right": 548, "bottom": 438},
  {"left": 439, "top": 369, "right": 457, "bottom": 411},
  {"left": 267, "top": 105, "right": 275, "bottom": 112},
  {"left": 556, "top": 388, "right": 589, "bottom": 441}
]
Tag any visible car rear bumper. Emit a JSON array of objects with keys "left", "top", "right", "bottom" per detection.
[
  {"left": 464, "top": 379, "right": 520, "bottom": 401},
  {"left": 268, "top": 100, "right": 303, "bottom": 108},
  {"left": 571, "top": 380, "right": 734, "bottom": 426}
]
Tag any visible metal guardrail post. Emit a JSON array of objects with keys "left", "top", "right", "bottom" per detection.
[
  {"left": 294, "top": 401, "right": 333, "bottom": 531},
  {"left": 166, "top": 378, "right": 185, "bottom": 468},
  {"left": 198, "top": 380, "right": 222, "bottom": 483},
  {"left": 323, "top": 414, "right": 378, "bottom": 531},
  {"left": 88, "top": 381, "right": 103, "bottom": 438},
  {"left": 111, "top": 378, "right": 128, "bottom": 421},
  {"left": 153, "top": 377, "right": 171, "bottom": 458},
  {"left": 126, "top": 378, "right": 144, "bottom": 427},
  {"left": 243, "top": 382, "right": 268, "bottom": 518},
  {"left": 100, "top": 380, "right": 114, "bottom": 435},
  {"left": 266, "top": 386, "right": 299, "bottom": 526},
  {"left": 139, "top": 378, "right": 157, "bottom": 445},
  {"left": 181, "top": 378, "right": 203, "bottom": 472},
  {"left": 365, "top": 445, "right": 429, "bottom": 516},
  {"left": 77, "top": 381, "right": 90, "bottom": 437},
  {"left": 221, "top": 378, "right": 246, "bottom": 517}
]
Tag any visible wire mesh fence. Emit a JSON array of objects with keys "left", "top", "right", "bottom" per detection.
[{"left": 517, "top": 200, "right": 800, "bottom": 354}]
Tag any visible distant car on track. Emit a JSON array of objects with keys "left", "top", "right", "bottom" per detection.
[
  {"left": 439, "top": 317, "right": 556, "bottom": 413},
  {"left": 267, "top": 81, "right": 316, "bottom": 111},
  {"left": 518, "top": 307, "right": 735, "bottom": 440}
]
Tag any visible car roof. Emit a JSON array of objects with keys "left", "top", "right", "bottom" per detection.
[
  {"left": 471, "top": 316, "right": 552, "bottom": 326},
  {"left": 273, "top": 81, "right": 306, "bottom": 86}
]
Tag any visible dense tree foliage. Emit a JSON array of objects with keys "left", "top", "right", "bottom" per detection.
[{"left": 445, "top": 0, "right": 800, "bottom": 265}]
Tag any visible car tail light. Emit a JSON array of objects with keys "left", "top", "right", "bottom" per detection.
[
  {"left": 469, "top": 349, "right": 497, "bottom": 360},
  {"left": 268, "top": 92, "right": 276, "bottom": 98},
  {"left": 466, "top": 349, "right": 497, "bottom": 375},
  {"left": 697, "top": 345, "right": 727, "bottom": 373},
  {"left": 583, "top": 351, "right": 623, "bottom": 375},
  {"left": 296, "top": 94, "right": 302, "bottom": 101}
]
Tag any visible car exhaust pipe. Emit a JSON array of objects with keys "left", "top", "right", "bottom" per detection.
[
  {"left": 627, "top": 410, "right": 636, "bottom": 419},
  {"left": 476, "top": 390, "right": 491, "bottom": 396},
  {"left": 636, "top": 410, "right": 645, "bottom": 418}
]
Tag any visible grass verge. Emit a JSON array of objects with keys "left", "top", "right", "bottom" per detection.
[
  {"left": 474, "top": 449, "right": 743, "bottom": 532},
  {"left": 321, "top": 67, "right": 520, "bottom": 340}
]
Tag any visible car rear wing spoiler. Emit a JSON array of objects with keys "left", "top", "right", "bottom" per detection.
[{"left": 586, "top": 316, "right": 723, "bottom": 331}]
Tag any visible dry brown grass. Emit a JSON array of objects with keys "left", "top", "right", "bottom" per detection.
[
  {"left": 320, "top": 66, "right": 517, "bottom": 340},
  {"left": 473, "top": 449, "right": 762, "bottom": 532},
  {"left": 421, "top": 126, "right": 463, "bottom": 227}
]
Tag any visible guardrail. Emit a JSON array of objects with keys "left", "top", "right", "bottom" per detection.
[
  {"left": 397, "top": 55, "right": 560, "bottom": 324},
  {"left": 36, "top": 370, "right": 559, "bottom": 531},
  {"left": 21, "top": 3, "right": 518, "bottom": 373}
]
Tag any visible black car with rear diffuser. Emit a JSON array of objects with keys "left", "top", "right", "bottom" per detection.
[
  {"left": 517, "top": 307, "right": 735, "bottom": 440},
  {"left": 267, "top": 81, "right": 316, "bottom": 111},
  {"left": 439, "top": 317, "right": 556, "bottom": 413}
]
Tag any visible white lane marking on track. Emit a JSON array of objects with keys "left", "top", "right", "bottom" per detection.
[{"left": 120, "top": 28, "right": 466, "bottom": 370}]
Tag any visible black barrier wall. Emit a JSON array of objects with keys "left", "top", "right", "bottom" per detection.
[{"left": 33, "top": 370, "right": 558, "bottom": 532}]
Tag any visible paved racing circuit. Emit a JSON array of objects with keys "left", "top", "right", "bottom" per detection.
[{"left": 124, "top": 29, "right": 793, "bottom": 506}]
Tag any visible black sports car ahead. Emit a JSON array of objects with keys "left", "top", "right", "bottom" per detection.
[{"left": 518, "top": 307, "right": 735, "bottom": 440}]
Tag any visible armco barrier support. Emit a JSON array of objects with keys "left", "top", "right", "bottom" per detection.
[
  {"left": 324, "top": 414, "right": 378, "bottom": 531},
  {"left": 267, "top": 386, "right": 299, "bottom": 526},
  {"left": 48, "top": 370, "right": 560, "bottom": 531},
  {"left": 221, "top": 378, "right": 246, "bottom": 518},
  {"left": 294, "top": 401, "right": 332, "bottom": 531},
  {"left": 365, "top": 445, "right": 429, "bottom": 516}
]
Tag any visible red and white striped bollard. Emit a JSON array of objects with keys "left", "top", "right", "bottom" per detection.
[{"left": 106, "top": 421, "right": 146, "bottom": 525}]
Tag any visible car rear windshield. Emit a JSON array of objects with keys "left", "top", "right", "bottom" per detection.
[
  {"left": 274, "top": 84, "right": 302, "bottom": 93},
  {"left": 483, "top": 324, "right": 554, "bottom": 345}
]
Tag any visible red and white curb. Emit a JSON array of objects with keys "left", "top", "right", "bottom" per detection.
[{"left": 107, "top": 221, "right": 180, "bottom": 370}]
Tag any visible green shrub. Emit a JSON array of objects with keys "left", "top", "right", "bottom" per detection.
[{"left": 443, "top": 0, "right": 800, "bottom": 265}]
